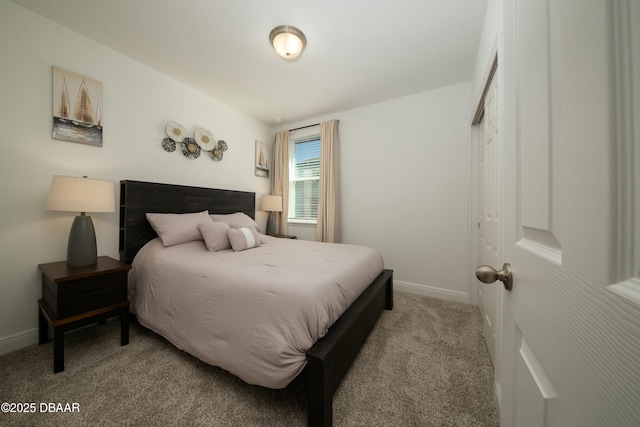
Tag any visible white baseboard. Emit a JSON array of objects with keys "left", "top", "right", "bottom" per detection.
[
  {"left": 0, "top": 328, "right": 39, "bottom": 356},
  {"left": 394, "top": 280, "right": 469, "bottom": 304}
]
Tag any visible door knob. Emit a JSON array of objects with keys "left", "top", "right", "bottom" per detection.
[{"left": 475, "top": 263, "right": 513, "bottom": 291}]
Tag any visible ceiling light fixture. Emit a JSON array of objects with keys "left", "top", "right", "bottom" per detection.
[{"left": 269, "top": 25, "right": 307, "bottom": 60}]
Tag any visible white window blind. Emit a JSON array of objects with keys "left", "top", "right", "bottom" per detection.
[{"left": 288, "top": 135, "right": 320, "bottom": 223}]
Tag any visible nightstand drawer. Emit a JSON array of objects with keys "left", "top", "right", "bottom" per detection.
[
  {"left": 39, "top": 256, "right": 131, "bottom": 319},
  {"left": 42, "top": 270, "right": 127, "bottom": 318}
]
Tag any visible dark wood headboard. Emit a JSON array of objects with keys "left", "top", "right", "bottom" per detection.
[{"left": 119, "top": 180, "right": 255, "bottom": 264}]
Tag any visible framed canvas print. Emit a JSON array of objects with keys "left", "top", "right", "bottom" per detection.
[
  {"left": 255, "top": 140, "right": 271, "bottom": 178},
  {"left": 52, "top": 66, "right": 103, "bottom": 146}
]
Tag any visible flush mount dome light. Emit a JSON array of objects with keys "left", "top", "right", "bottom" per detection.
[{"left": 269, "top": 25, "right": 307, "bottom": 59}]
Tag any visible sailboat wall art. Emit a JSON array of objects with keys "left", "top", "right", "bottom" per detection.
[
  {"left": 255, "top": 140, "right": 270, "bottom": 178},
  {"left": 52, "top": 66, "right": 103, "bottom": 146}
]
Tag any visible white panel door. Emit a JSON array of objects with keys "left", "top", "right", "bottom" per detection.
[
  {"left": 494, "top": 0, "right": 640, "bottom": 426},
  {"left": 478, "top": 73, "right": 498, "bottom": 364}
]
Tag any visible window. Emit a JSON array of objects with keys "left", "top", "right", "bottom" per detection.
[{"left": 288, "top": 132, "right": 320, "bottom": 223}]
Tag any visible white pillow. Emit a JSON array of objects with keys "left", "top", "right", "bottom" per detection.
[
  {"left": 146, "top": 211, "right": 210, "bottom": 247},
  {"left": 210, "top": 212, "right": 264, "bottom": 234},
  {"left": 227, "top": 226, "right": 261, "bottom": 252},
  {"left": 199, "top": 221, "right": 231, "bottom": 251}
]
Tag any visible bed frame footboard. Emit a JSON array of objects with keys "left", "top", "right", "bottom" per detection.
[{"left": 304, "top": 269, "right": 393, "bottom": 427}]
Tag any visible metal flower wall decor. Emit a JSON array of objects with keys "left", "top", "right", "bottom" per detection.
[{"left": 161, "top": 122, "right": 228, "bottom": 161}]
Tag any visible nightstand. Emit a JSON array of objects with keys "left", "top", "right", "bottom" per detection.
[
  {"left": 37, "top": 256, "right": 131, "bottom": 373},
  {"left": 272, "top": 234, "right": 297, "bottom": 239}
]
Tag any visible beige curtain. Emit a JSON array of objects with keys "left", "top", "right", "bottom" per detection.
[
  {"left": 317, "top": 120, "right": 340, "bottom": 242},
  {"left": 272, "top": 131, "right": 289, "bottom": 235}
]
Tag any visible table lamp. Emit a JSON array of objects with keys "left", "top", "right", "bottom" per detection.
[
  {"left": 46, "top": 175, "right": 115, "bottom": 267},
  {"left": 260, "top": 195, "right": 282, "bottom": 236}
]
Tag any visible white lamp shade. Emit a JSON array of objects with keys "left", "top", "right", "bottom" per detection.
[
  {"left": 261, "top": 195, "right": 283, "bottom": 212},
  {"left": 269, "top": 25, "right": 306, "bottom": 59},
  {"left": 46, "top": 175, "right": 115, "bottom": 213}
]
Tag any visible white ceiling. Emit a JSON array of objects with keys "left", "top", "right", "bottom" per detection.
[{"left": 12, "top": 0, "right": 488, "bottom": 126}]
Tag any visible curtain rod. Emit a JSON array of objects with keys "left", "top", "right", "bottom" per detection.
[
  {"left": 289, "top": 120, "right": 339, "bottom": 132},
  {"left": 289, "top": 123, "right": 318, "bottom": 132}
]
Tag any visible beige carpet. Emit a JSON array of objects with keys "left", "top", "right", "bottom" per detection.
[{"left": 0, "top": 291, "right": 499, "bottom": 426}]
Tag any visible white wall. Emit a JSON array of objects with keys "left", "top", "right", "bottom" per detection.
[
  {"left": 281, "top": 82, "right": 472, "bottom": 303},
  {"left": 0, "top": 1, "right": 273, "bottom": 354}
]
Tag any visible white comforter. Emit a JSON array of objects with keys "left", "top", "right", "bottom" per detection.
[{"left": 128, "top": 235, "right": 384, "bottom": 388}]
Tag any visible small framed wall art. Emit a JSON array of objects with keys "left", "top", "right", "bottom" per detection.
[
  {"left": 255, "top": 140, "right": 271, "bottom": 178},
  {"left": 52, "top": 66, "right": 103, "bottom": 146}
]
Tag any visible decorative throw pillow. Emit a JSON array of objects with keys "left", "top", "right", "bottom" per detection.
[
  {"left": 227, "top": 226, "right": 261, "bottom": 252},
  {"left": 145, "top": 210, "right": 210, "bottom": 247},
  {"left": 229, "top": 223, "right": 267, "bottom": 244},
  {"left": 210, "top": 212, "right": 264, "bottom": 234},
  {"left": 198, "top": 221, "right": 231, "bottom": 251}
]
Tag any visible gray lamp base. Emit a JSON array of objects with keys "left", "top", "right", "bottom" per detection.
[
  {"left": 67, "top": 215, "right": 97, "bottom": 267},
  {"left": 266, "top": 212, "right": 276, "bottom": 236}
]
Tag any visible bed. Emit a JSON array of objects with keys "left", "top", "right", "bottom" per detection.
[{"left": 119, "top": 180, "right": 393, "bottom": 427}]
